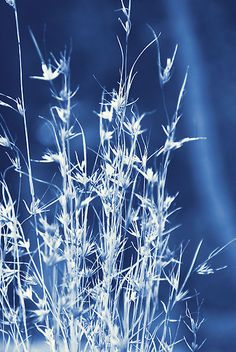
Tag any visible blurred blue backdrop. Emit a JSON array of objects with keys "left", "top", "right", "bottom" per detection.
[{"left": 0, "top": 0, "right": 236, "bottom": 351}]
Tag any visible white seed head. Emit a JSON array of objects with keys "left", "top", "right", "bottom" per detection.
[{"left": 0, "top": 136, "right": 10, "bottom": 148}]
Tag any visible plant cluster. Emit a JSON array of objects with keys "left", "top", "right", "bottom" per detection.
[{"left": 0, "top": 0, "right": 227, "bottom": 351}]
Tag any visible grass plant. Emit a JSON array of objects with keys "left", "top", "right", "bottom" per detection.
[{"left": 0, "top": 0, "right": 229, "bottom": 351}]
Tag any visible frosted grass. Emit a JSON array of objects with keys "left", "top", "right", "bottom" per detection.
[{"left": 0, "top": 0, "right": 230, "bottom": 351}]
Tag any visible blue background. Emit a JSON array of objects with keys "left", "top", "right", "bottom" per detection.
[{"left": 0, "top": 1, "right": 236, "bottom": 350}]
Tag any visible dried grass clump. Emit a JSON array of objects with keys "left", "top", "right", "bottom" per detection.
[{"left": 0, "top": 0, "right": 228, "bottom": 351}]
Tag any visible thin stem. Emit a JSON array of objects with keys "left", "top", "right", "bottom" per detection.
[{"left": 13, "top": 0, "right": 47, "bottom": 342}]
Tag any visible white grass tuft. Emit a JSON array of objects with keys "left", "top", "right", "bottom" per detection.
[{"left": 0, "top": 0, "right": 229, "bottom": 351}]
